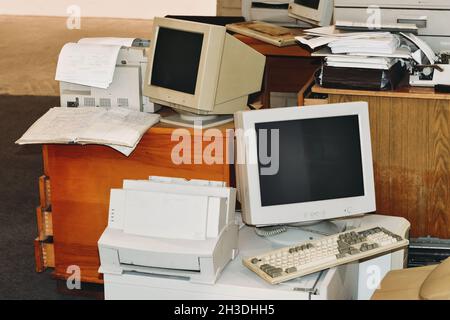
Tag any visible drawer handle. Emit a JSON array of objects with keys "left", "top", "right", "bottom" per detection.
[{"left": 397, "top": 18, "right": 427, "bottom": 28}]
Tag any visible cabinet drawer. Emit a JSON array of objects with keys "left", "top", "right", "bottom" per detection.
[
  {"left": 36, "top": 206, "right": 53, "bottom": 239},
  {"left": 38, "top": 175, "right": 51, "bottom": 209},
  {"left": 34, "top": 237, "right": 54, "bottom": 272}
]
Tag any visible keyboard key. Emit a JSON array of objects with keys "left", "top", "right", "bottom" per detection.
[
  {"left": 266, "top": 267, "right": 283, "bottom": 278},
  {"left": 285, "top": 267, "right": 297, "bottom": 273},
  {"left": 260, "top": 264, "right": 271, "bottom": 272}
]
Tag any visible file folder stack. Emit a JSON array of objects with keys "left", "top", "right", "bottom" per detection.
[
  {"left": 296, "top": 26, "right": 410, "bottom": 91},
  {"left": 324, "top": 55, "right": 399, "bottom": 70},
  {"left": 320, "top": 61, "right": 405, "bottom": 91},
  {"left": 322, "top": 34, "right": 406, "bottom": 90},
  {"left": 327, "top": 34, "right": 401, "bottom": 55}
]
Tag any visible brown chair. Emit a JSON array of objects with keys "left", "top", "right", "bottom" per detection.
[{"left": 372, "top": 257, "right": 450, "bottom": 300}]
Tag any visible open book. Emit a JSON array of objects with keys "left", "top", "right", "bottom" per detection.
[{"left": 16, "top": 107, "right": 160, "bottom": 156}]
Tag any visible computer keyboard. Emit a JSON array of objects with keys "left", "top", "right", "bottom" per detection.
[{"left": 243, "top": 226, "right": 409, "bottom": 285}]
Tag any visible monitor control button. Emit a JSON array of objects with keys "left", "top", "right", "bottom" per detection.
[{"left": 310, "top": 211, "right": 325, "bottom": 219}]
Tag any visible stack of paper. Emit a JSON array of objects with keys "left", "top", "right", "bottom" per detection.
[
  {"left": 55, "top": 38, "right": 137, "bottom": 89},
  {"left": 296, "top": 26, "right": 407, "bottom": 56},
  {"left": 297, "top": 25, "right": 410, "bottom": 70},
  {"left": 312, "top": 47, "right": 412, "bottom": 59},
  {"left": 328, "top": 34, "right": 401, "bottom": 55},
  {"left": 335, "top": 20, "right": 419, "bottom": 34},
  {"left": 16, "top": 107, "right": 160, "bottom": 156},
  {"left": 296, "top": 26, "right": 410, "bottom": 90},
  {"left": 325, "top": 55, "right": 399, "bottom": 70},
  {"left": 295, "top": 26, "right": 391, "bottom": 50}
]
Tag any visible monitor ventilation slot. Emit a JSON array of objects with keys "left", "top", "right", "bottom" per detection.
[
  {"left": 99, "top": 98, "right": 111, "bottom": 107},
  {"left": 110, "top": 208, "right": 115, "bottom": 224},
  {"left": 84, "top": 97, "right": 96, "bottom": 107},
  {"left": 117, "top": 98, "right": 129, "bottom": 107}
]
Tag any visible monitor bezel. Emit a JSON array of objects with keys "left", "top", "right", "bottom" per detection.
[
  {"left": 289, "top": 0, "right": 332, "bottom": 24},
  {"left": 237, "top": 102, "right": 376, "bottom": 226},
  {"left": 143, "top": 17, "right": 226, "bottom": 113}
]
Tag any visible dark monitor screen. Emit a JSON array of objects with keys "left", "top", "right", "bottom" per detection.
[
  {"left": 151, "top": 27, "right": 204, "bottom": 95},
  {"left": 256, "top": 116, "right": 365, "bottom": 207},
  {"left": 294, "top": 0, "right": 321, "bottom": 10}
]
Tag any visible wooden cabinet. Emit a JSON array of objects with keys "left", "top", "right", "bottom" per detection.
[
  {"left": 38, "top": 123, "right": 234, "bottom": 284},
  {"left": 234, "top": 34, "right": 322, "bottom": 108},
  {"left": 312, "top": 85, "right": 450, "bottom": 239}
]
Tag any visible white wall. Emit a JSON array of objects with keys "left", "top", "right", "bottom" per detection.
[{"left": 0, "top": 0, "right": 217, "bottom": 19}]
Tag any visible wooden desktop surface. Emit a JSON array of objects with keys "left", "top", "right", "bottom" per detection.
[
  {"left": 234, "top": 33, "right": 312, "bottom": 57},
  {"left": 312, "top": 84, "right": 450, "bottom": 101}
]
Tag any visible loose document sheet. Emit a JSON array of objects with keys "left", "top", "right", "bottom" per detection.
[
  {"left": 55, "top": 43, "right": 121, "bottom": 88},
  {"left": 77, "top": 37, "right": 136, "bottom": 47},
  {"left": 16, "top": 107, "right": 160, "bottom": 156},
  {"left": 55, "top": 37, "right": 137, "bottom": 88}
]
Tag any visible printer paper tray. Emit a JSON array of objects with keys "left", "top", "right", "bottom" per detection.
[
  {"left": 121, "top": 263, "right": 201, "bottom": 277},
  {"left": 119, "top": 248, "right": 201, "bottom": 271}
]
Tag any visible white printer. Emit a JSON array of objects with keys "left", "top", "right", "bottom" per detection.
[
  {"left": 60, "top": 40, "right": 159, "bottom": 113},
  {"left": 98, "top": 176, "right": 239, "bottom": 286},
  {"left": 334, "top": 0, "right": 450, "bottom": 53}
]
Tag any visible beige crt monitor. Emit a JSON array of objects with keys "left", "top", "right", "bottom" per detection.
[
  {"left": 288, "top": 0, "right": 334, "bottom": 26},
  {"left": 235, "top": 102, "right": 376, "bottom": 226},
  {"left": 143, "top": 17, "right": 266, "bottom": 128}
]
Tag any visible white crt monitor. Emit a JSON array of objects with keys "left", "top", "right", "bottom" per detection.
[
  {"left": 288, "top": 0, "right": 334, "bottom": 26},
  {"left": 235, "top": 102, "right": 376, "bottom": 226},
  {"left": 143, "top": 17, "right": 266, "bottom": 117}
]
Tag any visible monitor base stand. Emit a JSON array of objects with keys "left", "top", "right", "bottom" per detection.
[{"left": 160, "top": 111, "right": 233, "bottom": 129}]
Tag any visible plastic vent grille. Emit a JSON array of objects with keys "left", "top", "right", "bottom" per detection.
[
  {"left": 99, "top": 98, "right": 111, "bottom": 107},
  {"left": 84, "top": 97, "right": 96, "bottom": 107},
  {"left": 110, "top": 208, "right": 115, "bottom": 224},
  {"left": 117, "top": 98, "right": 129, "bottom": 107}
]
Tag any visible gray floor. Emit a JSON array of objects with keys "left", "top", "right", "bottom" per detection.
[{"left": 0, "top": 95, "right": 86, "bottom": 299}]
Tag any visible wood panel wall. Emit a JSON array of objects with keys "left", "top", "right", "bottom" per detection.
[{"left": 328, "top": 94, "right": 450, "bottom": 238}]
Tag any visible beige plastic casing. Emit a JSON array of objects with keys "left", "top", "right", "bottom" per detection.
[{"left": 143, "top": 17, "right": 266, "bottom": 115}]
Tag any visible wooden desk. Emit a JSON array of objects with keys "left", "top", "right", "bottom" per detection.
[
  {"left": 35, "top": 122, "right": 235, "bottom": 284},
  {"left": 312, "top": 84, "right": 450, "bottom": 238},
  {"left": 235, "top": 34, "right": 322, "bottom": 108}
]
